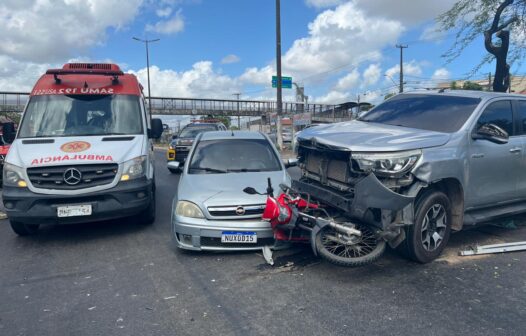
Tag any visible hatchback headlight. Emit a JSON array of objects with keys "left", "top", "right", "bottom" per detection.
[
  {"left": 176, "top": 201, "right": 205, "bottom": 218},
  {"left": 352, "top": 150, "right": 421, "bottom": 177},
  {"left": 121, "top": 156, "right": 147, "bottom": 181},
  {"left": 3, "top": 162, "right": 27, "bottom": 187}
]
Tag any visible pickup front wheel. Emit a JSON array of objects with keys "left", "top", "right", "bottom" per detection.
[
  {"left": 402, "top": 190, "right": 452, "bottom": 263},
  {"left": 10, "top": 220, "right": 39, "bottom": 236}
]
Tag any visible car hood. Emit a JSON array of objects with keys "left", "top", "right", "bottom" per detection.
[
  {"left": 177, "top": 170, "right": 290, "bottom": 208},
  {"left": 297, "top": 120, "right": 451, "bottom": 152},
  {"left": 6, "top": 135, "right": 145, "bottom": 168}
]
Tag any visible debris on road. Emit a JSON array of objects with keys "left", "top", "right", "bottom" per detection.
[
  {"left": 460, "top": 241, "right": 526, "bottom": 256},
  {"left": 262, "top": 246, "right": 274, "bottom": 265}
]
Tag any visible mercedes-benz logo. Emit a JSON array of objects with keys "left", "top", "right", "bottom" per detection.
[
  {"left": 63, "top": 168, "right": 82, "bottom": 185},
  {"left": 235, "top": 206, "right": 246, "bottom": 216}
]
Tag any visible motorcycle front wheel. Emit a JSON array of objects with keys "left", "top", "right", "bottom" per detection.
[{"left": 315, "top": 224, "right": 385, "bottom": 267}]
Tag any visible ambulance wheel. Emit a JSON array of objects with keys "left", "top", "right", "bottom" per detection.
[
  {"left": 139, "top": 187, "right": 156, "bottom": 225},
  {"left": 10, "top": 220, "right": 39, "bottom": 236}
]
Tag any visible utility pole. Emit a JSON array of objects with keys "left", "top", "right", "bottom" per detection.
[
  {"left": 233, "top": 93, "right": 241, "bottom": 129},
  {"left": 396, "top": 44, "right": 408, "bottom": 93},
  {"left": 133, "top": 37, "right": 160, "bottom": 116},
  {"left": 275, "top": 0, "right": 283, "bottom": 150}
]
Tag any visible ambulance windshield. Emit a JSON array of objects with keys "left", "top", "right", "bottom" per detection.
[{"left": 18, "top": 95, "right": 143, "bottom": 138}]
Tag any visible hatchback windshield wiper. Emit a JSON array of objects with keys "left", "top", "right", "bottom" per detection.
[
  {"left": 189, "top": 167, "right": 228, "bottom": 173},
  {"left": 227, "top": 168, "right": 263, "bottom": 172}
]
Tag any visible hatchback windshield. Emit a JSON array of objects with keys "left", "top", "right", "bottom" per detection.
[
  {"left": 188, "top": 139, "right": 282, "bottom": 174},
  {"left": 18, "top": 95, "right": 143, "bottom": 138},
  {"left": 179, "top": 125, "right": 217, "bottom": 138},
  {"left": 359, "top": 94, "right": 481, "bottom": 133}
]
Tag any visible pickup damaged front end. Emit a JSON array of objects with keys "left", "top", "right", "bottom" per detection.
[{"left": 294, "top": 138, "right": 423, "bottom": 245}]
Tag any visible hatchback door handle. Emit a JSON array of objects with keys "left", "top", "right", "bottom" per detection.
[{"left": 510, "top": 147, "right": 522, "bottom": 153}]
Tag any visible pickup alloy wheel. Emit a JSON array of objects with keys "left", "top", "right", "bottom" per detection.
[{"left": 402, "top": 190, "right": 452, "bottom": 263}]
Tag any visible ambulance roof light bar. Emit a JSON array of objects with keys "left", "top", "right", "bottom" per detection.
[{"left": 46, "top": 63, "right": 124, "bottom": 85}]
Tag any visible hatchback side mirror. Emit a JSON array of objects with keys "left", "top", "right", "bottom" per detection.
[
  {"left": 472, "top": 123, "right": 509, "bottom": 145},
  {"left": 284, "top": 158, "right": 298, "bottom": 168},
  {"left": 150, "top": 118, "right": 164, "bottom": 139}
]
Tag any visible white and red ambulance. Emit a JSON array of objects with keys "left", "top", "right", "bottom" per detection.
[{"left": 2, "top": 63, "right": 163, "bottom": 235}]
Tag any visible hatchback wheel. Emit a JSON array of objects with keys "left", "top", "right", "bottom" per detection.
[{"left": 401, "top": 190, "right": 452, "bottom": 263}]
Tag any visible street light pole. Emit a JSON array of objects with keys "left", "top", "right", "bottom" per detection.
[
  {"left": 233, "top": 93, "right": 241, "bottom": 129},
  {"left": 275, "top": 0, "right": 283, "bottom": 150},
  {"left": 133, "top": 37, "right": 160, "bottom": 116}
]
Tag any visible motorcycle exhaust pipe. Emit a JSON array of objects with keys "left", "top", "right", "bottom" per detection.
[{"left": 328, "top": 221, "right": 362, "bottom": 237}]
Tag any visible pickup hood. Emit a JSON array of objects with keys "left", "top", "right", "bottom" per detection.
[
  {"left": 177, "top": 170, "right": 290, "bottom": 208},
  {"left": 298, "top": 120, "right": 450, "bottom": 152},
  {"left": 6, "top": 135, "right": 145, "bottom": 168}
]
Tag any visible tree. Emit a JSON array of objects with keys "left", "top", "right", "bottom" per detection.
[
  {"left": 451, "top": 81, "right": 458, "bottom": 90},
  {"left": 462, "top": 81, "right": 484, "bottom": 90},
  {"left": 438, "top": 0, "right": 523, "bottom": 92},
  {"left": 384, "top": 93, "right": 396, "bottom": 100}
]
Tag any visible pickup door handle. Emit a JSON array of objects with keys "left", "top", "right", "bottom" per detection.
[
  {"left": 509, "top": 147, "right": 522, "bottom": 154},
  {"left": 471, "top": 153, "right": 484, "bottom": 159}
]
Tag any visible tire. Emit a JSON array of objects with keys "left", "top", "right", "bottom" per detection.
[
  {"left": 168, "top": 168, "right": 179, "bottom": 174},
  {"left": 10, "top": 220, "right": 39, "bottom": 236},
  {"left": 401, "top": 189, "right": 452, "bottom": 263},
  {"left": 138, "top": 185, "right": 156, "bottom": 225},
  {"left": 315, "top": 224, "right": 386, "bottom": 267}
]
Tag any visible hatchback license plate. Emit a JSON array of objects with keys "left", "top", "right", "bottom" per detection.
[
  {"left": 221, "top": 231, "right": 257, "bottom": 243},
  {"left": 57, "top": 205, "right": 92, "bottom": 218}
]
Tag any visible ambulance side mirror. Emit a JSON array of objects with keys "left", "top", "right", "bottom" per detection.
[
  {"left": 150, "top": 118, "right": 163, "bottom": 139},
  {"left": 3, "top": 122, "right": 16, "bottom": 144}
]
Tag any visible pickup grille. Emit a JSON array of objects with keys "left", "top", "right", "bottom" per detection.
[{"left": 27, "top": 164, "right": 118, "bottom": 190}]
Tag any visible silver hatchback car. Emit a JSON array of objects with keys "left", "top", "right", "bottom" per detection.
[{"left": 170, "top": 131, "right": 293, "bottom": 251}]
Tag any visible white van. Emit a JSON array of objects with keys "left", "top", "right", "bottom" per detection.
[{"left": 2, "top": 63, "right": 163, "bottom": 235}]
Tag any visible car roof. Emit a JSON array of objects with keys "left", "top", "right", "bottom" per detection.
[
  {"left": 404, "top": 89, "right": 526, "bottom": 100},
  {"left": 199, "top": 131, "right": 266, "bottom": 141},
  {"left": 184, "top": 122, "right": 222, "bottom": 128}
]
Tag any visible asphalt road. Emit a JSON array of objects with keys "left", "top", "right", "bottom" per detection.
[{"left": 1, "top": 151, "right": 526, "bottom": 336}]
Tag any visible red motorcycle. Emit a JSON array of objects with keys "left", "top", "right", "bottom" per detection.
[{"left": 244, "top": 178, "right": 385, "bottom": 267}]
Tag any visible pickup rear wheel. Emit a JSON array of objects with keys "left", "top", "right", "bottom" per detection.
[
  {"left": 10, "top": 220, "right": 39, "bottom": 236},
  {"left": 402, "top": 190, "right": 452, "bottom": 263}
]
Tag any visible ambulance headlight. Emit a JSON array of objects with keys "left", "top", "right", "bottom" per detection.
[
  {"left": 121, "top": 156, "right": 147, "bottom": 181},
  {"left": 3, "top": 163, "right": 27, "bottom": 187}
]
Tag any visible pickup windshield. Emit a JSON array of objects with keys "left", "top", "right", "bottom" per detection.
[
  {"left": 188, "top": 139, "right": 282, "bottom": 174},
  {"left": 359, "top": 94, "right": 481, "bottom": 133},
  {"left": 18, "top": 95, "right": 143, "bottom": 138}
]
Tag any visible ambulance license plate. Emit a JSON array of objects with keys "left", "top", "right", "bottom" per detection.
[
  {"left": 221, "top": 231, "right": 257, "bottom": 244},
  {"left": 57, "top": 205, "right": 92, "bottom": 218}
]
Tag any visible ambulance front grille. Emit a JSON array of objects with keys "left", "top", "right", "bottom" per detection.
[{"left": 27, "top": 164, "right": 118, "bottom": 190}]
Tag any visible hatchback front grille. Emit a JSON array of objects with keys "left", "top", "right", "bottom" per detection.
[
  {"left": 27, "top": 164, "right": 118, "bottom": 190},
  {"left": 208, "top": 204, "right": 266, "bottom": 218}
]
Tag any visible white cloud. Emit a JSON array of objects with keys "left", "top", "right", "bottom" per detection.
[
  {"left": 305, "top": 0, "right": 344, "bottom": 8},
  {"left": 239, "top": 66, "right": 274, "bottom": 86},
  {"left": 315, "top": 90, "right": 350, "bottom": 104},
  {"left": 130, "top": 61, "right": 242, "bottom": 98},
  {"left": 334, "top": 69, "right": 360, "bottom": 91},
  {"left": 432, "top": 68, "right": 451, "bottom": 81},
  {"left": 146, "top": 9, "right": 184, "bottom": 35},
  {"left": 0, "top": 0, "right": 143, "bottom": 63},
  {"left": 221, "top": 54, "right": 240, "bottom": 64},
  {"left": 385, "top": 60, "right": 423, "bottom": 79},
  {"left": 156, "top": 7, "right": 172, "bottom": 17},
  {"left": 362, "top": 64, "right": 381, "bottom": 87},
  {"left": 420, "top": 24, "right": 447, "bottom": 42}
]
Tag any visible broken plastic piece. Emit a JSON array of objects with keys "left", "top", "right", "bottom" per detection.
[
  {"left": 460, "top": 241, "right": 526, "bottom": 256},
  {"left": 262, "top": 245, "right": 274, "bottom": 265}
]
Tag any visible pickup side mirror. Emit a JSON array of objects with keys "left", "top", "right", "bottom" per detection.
[
  {"left": 284, "top": 158, "right": 298, "bottom": 168},
  {"left": 472, "top": 123, "right": 509, "bottom": 145},
  {"left": 167, "top": 161, "right": 180, "bottom": 169},
  {"left": 2, "top": 122, "right": 16, "bottom": 144},
  {"left": 149, "top": 118, "right": 164, "bottom": 139}
]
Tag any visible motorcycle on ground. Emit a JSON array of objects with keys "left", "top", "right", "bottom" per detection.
[{"left": 243, "top": 178, "right": 386, "bottom": 267}]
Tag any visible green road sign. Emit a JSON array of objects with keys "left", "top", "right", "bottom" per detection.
[{"left": 272, "top": 76, "right": 292, "bottom": 89}]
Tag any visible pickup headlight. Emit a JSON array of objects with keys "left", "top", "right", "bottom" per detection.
[
  {"left": 3, "top": 162, "right": 27, "bottom": 187},
  {"left": 352, "top": 150, "right": 421, "bottom": 177},
  {"left": 176, "top": 201, "right": 205, "bottom": 218},
  {"left": 168, "top": 145, "right": 175, "bottom": 150},
  {"left": 120, "top": 156, "right": 147, "bottom": 181}
]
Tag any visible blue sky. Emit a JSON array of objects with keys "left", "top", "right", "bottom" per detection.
[{"left": 0, "top": 0, "right": 513, "bottom": 105}]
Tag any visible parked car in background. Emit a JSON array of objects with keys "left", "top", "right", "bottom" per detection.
[
  {"left": 167, "top": 120, "right": 227, "bottom": 173},
  {"left": 295, "top": 90, "right": 526, "bottom": 263},
  {"left": 170, "top": 131, "right": 295, "bottom": 251}
]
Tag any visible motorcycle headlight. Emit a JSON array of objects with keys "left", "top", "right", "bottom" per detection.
[
  {"left": 352, "top": 150, "right": 421, "bottom": 177},
  {"left": 168, "top": 145, "right": 175, "bottom": 150},
  {"left": 3, "top": 162, "right": 27, "bottom": 187},
  {"left": 175, "top": 201, "right": 205, "bottom": 218},
  {"left": 120, "top": 156, "right": 147, "bottom": 181}
]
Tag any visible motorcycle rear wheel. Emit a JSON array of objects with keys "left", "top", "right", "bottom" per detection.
[{"left": 315, "top": 224, "right": 385, "bottom": 267}]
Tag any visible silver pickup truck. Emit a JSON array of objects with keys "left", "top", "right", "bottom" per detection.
[{"left": 295, "top": 90, "right": 526, "bottom": 263}]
